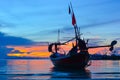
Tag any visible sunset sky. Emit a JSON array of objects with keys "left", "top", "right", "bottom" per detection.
[{"left": 0, "top": 0, "right": 120, "bottom": 58}]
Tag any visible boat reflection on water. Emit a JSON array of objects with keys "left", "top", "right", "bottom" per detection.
[{"left": 50, "top": 67, "right": 91, "bottom": 79}]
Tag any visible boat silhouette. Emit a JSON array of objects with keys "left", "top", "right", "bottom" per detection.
[{"left": 48, "top": 3, "right": 117, "bottom": 69}]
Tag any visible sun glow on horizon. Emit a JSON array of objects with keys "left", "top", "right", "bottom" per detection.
[{"left": 6, "top": 42, "right": 111, "bottom": 58}]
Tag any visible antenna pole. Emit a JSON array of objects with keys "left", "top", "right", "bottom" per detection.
[{"left": 57, "top": 29, "right": 60, "bottom": 43}]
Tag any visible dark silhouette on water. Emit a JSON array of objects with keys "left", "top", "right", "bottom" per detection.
[{"left": 48, "top": 3, "right": 117, "bottom": 69}]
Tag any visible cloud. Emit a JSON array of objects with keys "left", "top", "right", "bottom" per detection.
[
  {"left": 0, "top": 32, "right": 34, "bottom": 46},
  {"left": 38, "top": 25, "right": 75, "bottom": 37},
  {"left": 87, "top": 38, "right": 106, "bottom": 47},
  {"left": 0, "top": 32, "right": 35, "bottom": 58},
  {"left": 115, "top": 38, "right": 120, "bottom": 40},
  {"left": 40, "top": 19, "right": 120, "bottom": 39},
  {"left": 11, "top": 50, "right": 24, "bottom": 53},
  {"left": 62, "top": 19, "right": 120, "bottom": 32},
  {"left": 0, "top": 20, "right": 15, "bottom": 28},
  {"left": 80, "top": 19, "right": 120, "bottom": 29},
  {"left": 0, "top": 46, "right": 14, "bottom": 59}
]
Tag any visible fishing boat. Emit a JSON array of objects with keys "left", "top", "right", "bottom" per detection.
[{"left": 48, "top": 3, "right": 117, "bottom": 69}]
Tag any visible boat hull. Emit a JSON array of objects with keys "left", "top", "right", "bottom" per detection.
[{"left": 50, "top": 52, "right": 90, "bottom": 69}]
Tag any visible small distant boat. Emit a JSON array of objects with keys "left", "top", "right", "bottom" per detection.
[{"left": 48, "top": 3, "right": 117, "bottom": 69}]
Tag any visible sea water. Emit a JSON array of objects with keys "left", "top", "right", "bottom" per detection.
[{"left": 0, "top": 59, "right": 120, "bottom": 80}]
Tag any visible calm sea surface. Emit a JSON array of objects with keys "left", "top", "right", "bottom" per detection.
[{"left": 0, "top": 59, "right": 120, "bottom": 80}]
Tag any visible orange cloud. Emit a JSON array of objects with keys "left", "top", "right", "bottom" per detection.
[
  {"left": 7, "top": 45, "right": 48, "bottom": 52},
  {"left": 7, "top": 45, "right": 50, "bottom": 58}
]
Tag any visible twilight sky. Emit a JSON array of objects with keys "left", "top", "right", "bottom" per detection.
[{"left": 0, "top": 0, "right": 120, "bottom": 44}]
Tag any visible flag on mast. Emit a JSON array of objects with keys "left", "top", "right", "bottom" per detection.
[
  {"left": 72, "top": 13, "right": 76, "bottom": 26},
  {"left": 68, "top": 4, "right": 76, "bottom": 26},
  {"left": 68, "top": 5, "right": 71, "bottom": 14}
]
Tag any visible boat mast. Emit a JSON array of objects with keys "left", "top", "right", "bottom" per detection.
[
  {"left": 74, "top": 25, "right": 79, "bottom": 45},
  {"left": 69, "top": 2, "right": 81, "bottom": 45}
]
